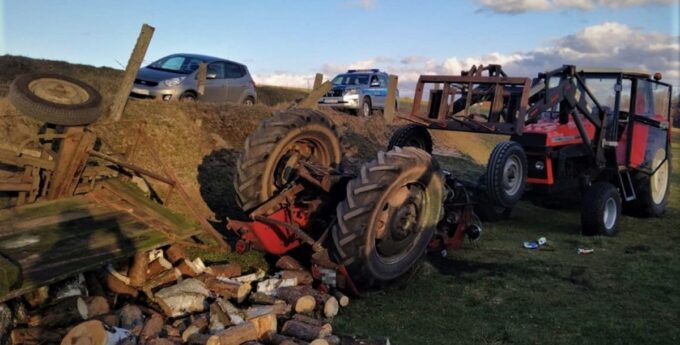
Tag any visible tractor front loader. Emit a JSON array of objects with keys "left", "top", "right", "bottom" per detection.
[{"left": 390, "top": 64, "right": 672, "bottom": 236}]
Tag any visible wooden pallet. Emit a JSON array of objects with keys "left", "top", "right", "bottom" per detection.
[{"left": 0, "top": 178, "right": 202, "bottom": 302}]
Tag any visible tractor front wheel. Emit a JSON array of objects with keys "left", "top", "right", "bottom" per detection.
[
  {"left": 581, "top": 182, "right": 621, "bottom": 236},
  {"left": 486, "top": 141, "right": 528, "bottom": 208},
  {"left": 331, "top": 147, "right": 444, "bottom": 287}
]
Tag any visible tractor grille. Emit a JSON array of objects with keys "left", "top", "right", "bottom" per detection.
[{"left": 134, "top": 79, "right": 159, "bottom": 87}]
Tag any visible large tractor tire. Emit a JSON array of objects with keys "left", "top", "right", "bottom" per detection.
[
  {"left": 234, "top": 109, "right": 342, "bottom": 212},
  {"left": 9, "top": 73, "right": 102, "bottom": 126},
  {"left": 387, "top": 124, "right": 433, "bottom": 154},
  {"left": 486, "top": 141, "right": 527, "bottom": 208},
  {"left": 581, "top": 182, "right": 621, "bottom": 236},
  {"left": 331, "top": 147, "right": 444, "bottom": 287},
  {"left": 628, "top": 148, "right": 671, "bottom": 217}
]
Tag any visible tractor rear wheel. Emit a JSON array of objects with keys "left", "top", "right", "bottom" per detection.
[
  {"left": 486, "top": 141, "right": 527, "bottom": 208},
  {"left": 581, "top": 182, "right": 621, "bottom": 236},
  {"left": 234, "top": 109, "right": 342, "bottom": 212},
  {"left": 331, "top": 147, "right": 444, "bottom": 287},
  {"left": 628, "top": 149, "right": 671, "bottom": 217},
  {"left": 387, "top": 124, "right": 433, "bottom": 154}
]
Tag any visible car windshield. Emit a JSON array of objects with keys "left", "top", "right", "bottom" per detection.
[
  {"left": 332, "top": 74, "right": 370, "bottom": 86},
  {"left": 148, "top": 55, "right": 205, "bottom": 74}
]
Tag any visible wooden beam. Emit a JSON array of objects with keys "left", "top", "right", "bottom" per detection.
[
  {"left": 0, "top": 148, "right": 55, "bottom": 171},
  {"left": 313, "top": 73, "right": 323, "bottom": 90},
  {"left": 110, "top": 23, "right": 155, "bottom": 121},
  {"left": 383, "top": 74, "right": 399, "bottom": 123},
  {"left": 197, "top": 63, "right": 208, "bottom": 96},
  {"left": 298, "top": 81, "right": 332, "bottom": 109}
]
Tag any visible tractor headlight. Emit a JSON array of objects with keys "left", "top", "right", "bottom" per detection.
[
  {"left": 535, "top": 161, "right": 545, "bottom": 171},
  {"left": 164, "top": 77, "right": 186, "bottom": 87},
  {"left": 344, "top": 88, "right": 358, "bottom": 96}
]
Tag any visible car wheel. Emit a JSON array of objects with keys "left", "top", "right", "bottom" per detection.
[
  {"left": 180, "top": 91, "right": 197, "bottom": 102},
  {"left": 243, "top": 97, "right": 255, "bottom": 106},
  {"left": 581, "top": 182, "right": 621, "bottom": 236},
  {"left": 9, "top": 73, "right": 102, "bottom": 126},
  {"left": 360, "top": 97, "right": 372, "bottom": 117}
]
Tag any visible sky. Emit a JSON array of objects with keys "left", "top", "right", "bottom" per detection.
[{"left": 1, "top": 0, "right": 679, "bottom": 94}]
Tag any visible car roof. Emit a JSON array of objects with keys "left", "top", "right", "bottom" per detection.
[{"left": 169, "top": 53, "right": 244, "bottom": 66}]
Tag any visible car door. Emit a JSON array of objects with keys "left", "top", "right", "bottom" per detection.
[
  {"left": 225, "top": 62, "right": 248, "bottom": 103},
  {"left": 368, "top": 74, "right": 387, "bottom": 108},
  {"left": 202, "top": 62, "right": 228, "bottom": 102}
]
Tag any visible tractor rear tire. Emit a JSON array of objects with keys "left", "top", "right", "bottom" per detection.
[
  {"left": 331, "top": 147, "right": 444, "bottom": 287},
  {"left": 234, "top": 109, "right": 342, "bottom": 212},
  {"left": 581, "top": 182, "right": 621, "bottom": 236},
  {"left": 387, "top": 124, "right": 433, "bottom": 154},
  {"left": 9, "top": 73, "right": 102, "bottom": 126},
  {"left": 627, "top": 149, "right": 671, "bottom": 217},
  {"left": 486, "top": 141, "right": 527, "bottom": 208}
]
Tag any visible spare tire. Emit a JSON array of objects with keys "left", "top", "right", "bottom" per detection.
[
  {"left": 486, "top": 141, "right": 527, "bottom": 208},
  {"left": 234, "top": 109, "right": 342, "bottom": 212},
  {"left": 331, "top": 147, "right": 444, "bottom": 287},
  {"left": 9, "top": 73, "right": 103, "bottom": 126}
]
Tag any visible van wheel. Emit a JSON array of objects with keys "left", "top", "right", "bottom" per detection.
[
  {"left": 180, "top": 91, "right": 197, "bottom": 101},
  {"left": 360, "top": 97, "right": 372, "bottom": 117},
  {"left": 581, "top": 182, "right": 621, "bottom": 236}
]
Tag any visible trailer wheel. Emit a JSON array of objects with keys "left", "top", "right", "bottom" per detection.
[
  {"left": 628, "top": 149, "right": 671, "bottom": 217},
  {"left": 234, "top": 109, "right": 342, "bottom": 212},
  {"left": 581, "top": 182, "right": 621, "bottom": 236},
  {"left": 331, "top": 147, "right": 444, "bottom": 287},
  {"left": 387, "top": 124, "right": 433, "bottom": 154},
  {"left": 9, "top": 73, "right": 102, "bottom": 126},
  {"left": 486, "top": 141, "right": 527, "bottom": 207}
]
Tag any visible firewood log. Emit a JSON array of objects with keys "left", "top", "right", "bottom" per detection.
[
  {"left": 210, "top": 302, "right": 232, "bottom": 333},
  {"left": 263, "top": 331, "right": 304, "bottom": 345},
  {"left": 86, "top": 272, "right": 106, "bottom": 297},
  {"left": 332, "top": 291, "right": 349, "bottom": 307},
  {"left": 148, "top": 337, "right": 183, "bottom": 345},
  {"left": 60, "top": 320, "right": 133, "bottom": 345},
  {"left": 147, "top": 257, "right": 173, "bottom": 277},
  {"left": 118, "top": 304, "right": 144, "bottom": 332},
  {"left": 181, "top": 315, "right": 208, "bottom": 342},
  {"left": 292, "top": 314, "right": 331, "bottom": 333},
  {"left": 215, "top": 297, "right": 245, "bottom": 325},
  {"left": 140, "top": 313, "right": 164, "bottom": 344},
  {"left": 177, "top": 258, "right": 206, "bottom": 277},
  {"left": 275, "top": 256, "right": 305, "bottom": 271},
  {"left": 281, "top": 270, "right": 314, "bottom": 285},
  {"left": 242, "top": 342, "right": 265, "bottom": 345},
  {"left": 257, "top": 278, "right": 297, "bottom": 295},
  {"left": 85, "top": 296, "right": 110, "bottom": 318},
  {"left": 129, "top": 251, "right": 149, "bottom": 288},
  {"left": 245, "top": 303, "right": 291, "bottom": 319},
  {"left": 105, "top": 271, "right": 138, "bottom": 298},
  {"left": 142, "top": 268, "right": 182, "bottom": 298},
  {"left": 247, "top": 312, "right": 278, "bottom": 338},
  {"left": 27, "top": 296, "right": 88, "bottom": 328},
  {"left": 234, "top": 269, "right": 266, "bottom": 283},
  {"left": 250, "top": 291, "right": 279, "bottom": 305},
  {"left": 186, "top": 333, "right": 211, "bottom": 345},
  {"left": 281, "top": 320, "right": 331, "bottom": 342},
  {"left": 154, "top": 278, "right": 210, "bottom": 317},
  {"left": 163, "top": 325, "right": 181, "bottom": 338},
  {"left": 10, "top": 328, "right": 64, "bottom": 345},
  {"left": 203, "top": 277, "right": 251, "bottom": 303},
  {"left": 309, "top": 340, "right": 330, "bottom": 345},
  {"left": 23, "top": 286, "right": 49, "bottom": 307},
  {"left": 206, "top": 322, "right": 259, "bottom": 345},
  {"left": 93, "top": 313, "right": 119, "bottom": 328},
  {"left": 296, "top": 286, "right": 339, "bottom": 318},
  {"left": 275, "top": 286, "right": 316, "bottom": 314},
  {"left": 52, "top": 274, "right": 88, "bottom": 300},
  {"left": 322, "top": 335, "right": 340, "bottom": 345},
  {"left": 205, "top": 263, "right": 242, "bottom": 278},
  {"left": 165, "top": 245, "right": 189, "bottom": 264}
]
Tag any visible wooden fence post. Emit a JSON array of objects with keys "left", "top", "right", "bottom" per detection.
[
  {"left": 383, "top": 75, "right": 399, "bottom": 123},
  {"left": 110, "top": 24, "right": 155, "bottom": 122},
  {"left": 196, "top": 63, "right": 207, "bottom": 96},
  {"left": 312, "top": 73, "right": 323, "bottom": 90},
  {"left": 298, "top": 81, "right": 333, "bottom": 109}
]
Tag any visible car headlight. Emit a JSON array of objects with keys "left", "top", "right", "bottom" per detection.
[
  {"left": 344, "top": 88, "right": 358, "bottom": 96},
  {"left": 163, "top": 77, "right": 186, "bottom": 87}
]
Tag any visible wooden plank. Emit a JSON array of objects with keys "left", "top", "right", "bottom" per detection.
[
  {"left": 110, "top": 24, "right": 155, "bottom": 121},
  {"left": 197, "top": 63, "right": 207, "bottom": 96},
  {"left": 383, "top": 74, "right": 399, "bottom": 123},
  {"left": 313, "top": 73, "right": 323, "bottom": 90},
  {"left": 298, "top": 81, "right": 333, "bottom": 109},
  {"left": 0, "top": 195, "right": 99, "bottom": 224},
  {"left": 0, "top": 147, "right": 55, "bottom": 171}
]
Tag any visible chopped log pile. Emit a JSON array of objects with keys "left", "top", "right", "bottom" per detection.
[{"left": 1, "top": 246, "right": 390, "bottom": 345}]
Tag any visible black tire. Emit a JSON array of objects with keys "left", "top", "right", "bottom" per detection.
[
  {"left": 627, "top": 149, "right": 671, "bottom": 217},
  {"left": 235, "top": 109, "right": 342, "bottom": 212},
  {"left": 180, "top": 91, "right": 197, "bottom": 101},
  {"left": 360, "top": 97, "right": 372, "bottom": 117},
  {"left": 581, "top": 182, "right": 621, "bottom": 236},
  {"left": 243, "top": 96, "right": 255, "bottom": 106},
  {"left": 486, "top": 141, "right": 527, "bottom": 208},
  {"left": 387, "top": 124, "right": 433, "bottom": 154},
  {"left": 331, "top": 147, "right": 444, "bottom": 287},
  {"left": 9, "top": 73, "right": 102, "bottom": 126}
]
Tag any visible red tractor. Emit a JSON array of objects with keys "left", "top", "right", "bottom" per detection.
[{"left": 390, "top": 65, "right": 672, "bottom": 236}]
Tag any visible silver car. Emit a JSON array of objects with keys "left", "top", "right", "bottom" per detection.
[{"left": 130, "top": 53, "right": 257, "bottom": 104}]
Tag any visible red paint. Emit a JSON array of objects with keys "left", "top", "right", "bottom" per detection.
[
  {"left": 629, "top": 122, "right": 649, "bottom": 168},
  {"left": 237, "top": 207, "right": 309, "bottom": 255}
]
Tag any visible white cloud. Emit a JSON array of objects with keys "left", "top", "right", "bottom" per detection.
[
  {"left": 254, "top": 22, "right": 679, "bottom": 95},
  {"left": 478, "top": 0, "right": 674, "bottom": 13}
]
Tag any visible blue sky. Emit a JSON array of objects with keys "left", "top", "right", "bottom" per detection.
[{"left": 1, "top": 0, "right": 679, "bottom": 89}]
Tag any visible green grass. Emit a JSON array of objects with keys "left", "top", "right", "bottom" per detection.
[{"left": 333, "top": 130, "right": 680, "bottom": 345}]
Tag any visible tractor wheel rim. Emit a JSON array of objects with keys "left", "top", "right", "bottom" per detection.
[
  {"left": 362, "top": 102, "right": 371, "bottom": 117},
  {"left": 270, "top": 135, "right": 332, "bottom": 191},
  {"left": 28, "top": 78, "right": 90, "bottom": 105},
  {"left": 503, "top": 156, "right": 522, "bottom": 196},
  {"left": 603, "top": 197, "right": 617, "bottom": 230},
  {"left": 374, "top": 183, "right": 426, "bottom": 263},
  {"left": 651, "top": 150, "right": 669, "bottom": 204}
]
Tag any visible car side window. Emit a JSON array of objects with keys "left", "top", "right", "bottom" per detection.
[
  {"left": 370, "top": 75, "right": 380, "bottom": 87},
  {"left": 207, "top": 62, "right": 226, "bottom": 79},
  {"left": 379, "top": 75, "right": 388, "bottom": 87},
  {"left": 226, "top": 63, "right": 245, "bottom": 79}
]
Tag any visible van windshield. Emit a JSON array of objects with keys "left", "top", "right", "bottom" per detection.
[
  {"left": 148, "top": 55, "right": 205, "bottom": 74},
  {"left": 332, "top": 74, "right": 369, "bottom": 86}
]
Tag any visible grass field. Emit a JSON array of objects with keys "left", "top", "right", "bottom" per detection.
[{"left": 333, "top": 129, "right": 680, "bottom": 344}]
